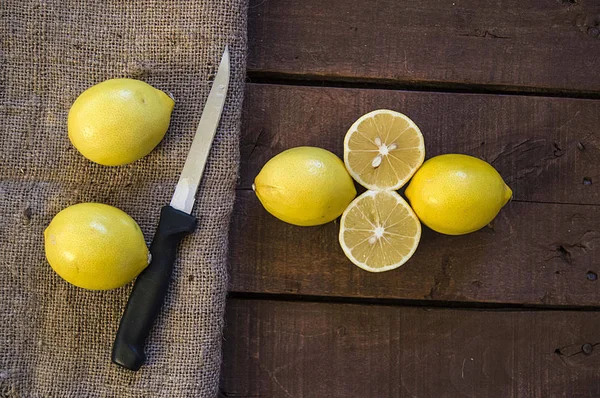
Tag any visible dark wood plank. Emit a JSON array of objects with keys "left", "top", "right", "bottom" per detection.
[
  {"left": 248, "top": 0, "right": 600, "bottom": 93},
  {"left": 240, "top": 84, "right": 600, "bottom": 205},
  {"left": 231, "top": 85, "right": 600, "bottom": 306},
  {"left": 230, "top": 190, "right": 600, "bottom": 306},
  {"left": 221, "top": 299, "right": 600, "bottom": 397}
]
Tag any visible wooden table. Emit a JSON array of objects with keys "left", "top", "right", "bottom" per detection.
[{"left": 220, "top": 1, "right": 600, "bottom": 396}]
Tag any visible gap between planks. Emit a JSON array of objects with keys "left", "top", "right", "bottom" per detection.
[
  {"left": 228, "top": 292, "right": 600, "bottom": 312},
  {"left": 247, "top": 72, "right": 600, "bottom": 101}
]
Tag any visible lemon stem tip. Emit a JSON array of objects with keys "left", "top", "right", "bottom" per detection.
[{"left": 504, "top": 184, "right": 513, "bottom": 204}]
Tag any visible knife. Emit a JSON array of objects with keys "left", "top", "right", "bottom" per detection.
[{"left": 111, "top": 47, "right": 230, "bottom": 371}]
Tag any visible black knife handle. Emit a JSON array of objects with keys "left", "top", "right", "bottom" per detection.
[{"left": 112, "top": 205, "right": 197, "bottom": 371}]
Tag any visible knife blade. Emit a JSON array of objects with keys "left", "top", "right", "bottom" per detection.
[{"left": 111, "top": 47, "right": 230, "bottom": 371}]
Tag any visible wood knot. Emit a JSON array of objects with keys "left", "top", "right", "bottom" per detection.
[
  {"left": 556, "top": 245, "right": 572, "bottom": 264},
  {"left": 554, "top": 348, "right": 563, "bottom": 356},
  {"left": 583, "top": 177, "right": 592, "bottom": 186},
  {"left": 582, "top": 343, "right": 594, "bottom": 355},
  {"left": 553, "top": 142, "right": 564, "bottom": 157},
  {"left": 587, "top": 271, "right": 597, "bottom": 281}
]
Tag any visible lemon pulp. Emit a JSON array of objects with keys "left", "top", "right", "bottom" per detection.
[
  {"left": 339, "top": 190, "right": 421, "bottom": 272},
  {"left": 344, "top": 109, "right": 425, "bottom": 190}
]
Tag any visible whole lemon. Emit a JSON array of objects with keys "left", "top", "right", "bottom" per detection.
[
  {"left": 68, "top": 78, "right": 174, "bottom": 166},
  {"left": 405, "top": 154, "right": 512, "bottom": 235},
  {"left": 44, "top": 203, "right": 150, "bottom": 290},
  {"left": 253, "top": 146, "right": 357, "bottom": 226}
]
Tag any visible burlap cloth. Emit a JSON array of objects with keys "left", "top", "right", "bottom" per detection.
[{"left": 0, "top": 1, "right": 247, "bottom": 396}]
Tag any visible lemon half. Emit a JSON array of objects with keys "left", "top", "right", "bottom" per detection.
[
  {"left": 344, "top": 109, "right": 425, "bottom": 191},
  {"left": 339, "top": 190, "right": 421, "bottom": 272}
]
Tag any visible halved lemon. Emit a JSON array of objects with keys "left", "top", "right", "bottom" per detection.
[
  {"left": 344, "top": 109, "right": 425, "bottom": 190},
  {"left": 339, "top": 190, "right": 421, "bottom": 272}
]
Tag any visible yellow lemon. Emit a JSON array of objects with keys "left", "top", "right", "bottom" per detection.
[
  {"left": 253, "top": 146, "right": 357, "bottom": 226},
  {"left": 44, "top": 203, "right": 150, "bottom": 290},
  {"left": 405, "top": 154, "right": 512, "bottom": 235},
  {"left": 68, "top": 78, "right": 174, "bottom": 166},
  {"left": 339, "top": 190, "right": 421, "bottom": 272},
  {"left": 344, "top": 109, "right": 425, "bottom": 190}
]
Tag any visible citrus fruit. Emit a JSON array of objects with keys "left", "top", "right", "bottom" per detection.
[
  {"left": 344, "top": 109, "right": 425, "bottom": 190},
  {"left": 405, "top": 154, "right": 513, "bottom": 235},
  {"left": 253, "top": 146, "right": 357, "bottom": 226},
  {"left": 44, "top": 203, "right": 150, "bottom": 290},
  {"left": 339, "top": 190, "right": 421, "bottom": 272},
  {"left": 68, "top": 78, "right": 174, "bottom": 166}
]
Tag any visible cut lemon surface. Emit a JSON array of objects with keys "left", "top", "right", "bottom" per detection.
[
  {"left": 344, "top": 109, "right": 425, "bottom": 190},
  {"left": 339, "top": 190, "right": 421, "bottom": 272}
]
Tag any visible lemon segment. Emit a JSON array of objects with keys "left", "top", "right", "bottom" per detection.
[
  {"left": 68, "top": 78, "right": 174, "bottom": 166},
  {"left": 405, "top": 154, "right": 512, "bottom": 235},
  {"left": 339, "top": 190, "right": 421, "bottom": 272},
  {"left": 344, "top": 109, "right": 425, "bottom": 191},
  {"left": 253, "top": 146, "right": 357, "bottom": 226},
  {"left": 44, "top": 203, "right": 149, "bottom": 290}
]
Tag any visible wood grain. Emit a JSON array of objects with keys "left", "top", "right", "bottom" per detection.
[
  {"left": 240, "top": 84, "right": 600, "bottom": 205},
  {"left": 248, "top": 0, "right": 600, "bottom": 93},
  {"left": 230, "top": 190, "right": 600, "bottom": 306},
  {"left": 231, "top": 85, "right": 600, "bottom": 306},
  {"left": 220, "top": 299, "right": 600, "bottom": 397}
]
